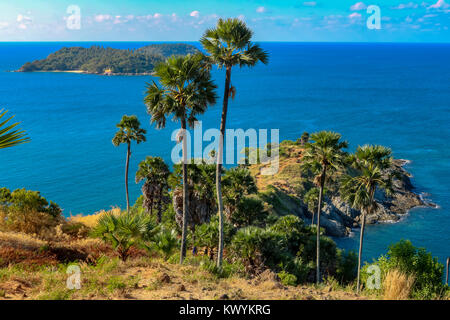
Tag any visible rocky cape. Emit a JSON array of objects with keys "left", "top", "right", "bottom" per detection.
[{"left": 250, "top": 141, "right": 435, "bottom": 238}]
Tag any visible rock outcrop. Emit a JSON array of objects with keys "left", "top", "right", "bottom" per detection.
[{"left": 306, "top": 159, "right": 430, "bottom": 237}]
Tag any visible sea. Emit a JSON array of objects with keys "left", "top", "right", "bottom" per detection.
[{"left": 0, "top": 42, "right": 448, "bottom": 265}]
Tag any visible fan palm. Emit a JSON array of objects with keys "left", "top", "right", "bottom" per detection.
[
  {"left": 144, "top": 54, "right": 217, "bottom": 264},
  {"left": 200, "top": 18, "right": 269, "bottom": 268},
  {"left": 0, "top": 109, "right": 30, "bottom": 149},
  {"left": 112, "top": 115, "right": 146, "bottom": 213},
  {"left": 135, "top": 156, "right": 170, "bottom": 223},
  {"left": 301, "top": 131, "right": 348, "bottom": 283},
  {"left": 340, "top": 145, "right": 395, "bottom": 293}
]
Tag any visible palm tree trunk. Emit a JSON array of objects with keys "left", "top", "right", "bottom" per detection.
[
  {"left": 315, "top": 166, "right": 326, "bottom": 284},
  {"left": 125, "top": 142, "right": 131, "bottom": 213},
  {"left": 180, "top": 119, "right": 189, "bottom": 264},
  {"left": 357, "top": 209, "right": 366, "bottom": 294},
  {"left": 216, "top": 66, "right": 232, "bottom": 268},
  {"left": 157, "top": 188, "right": 162, "bottom": 224}
]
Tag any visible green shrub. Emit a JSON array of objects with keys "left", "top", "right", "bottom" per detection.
[
  {"left": 143, "top": 227, "right": 179, "bottom": 260},
  {"left": 361, "top": 240, "right": 446, "bottom": 299},
  {"left": 0, "top": 188, "right": 63, "bottom": 236},
  {"left": 91, "top": 211, "right": 152, "bottom": 261},
  {"left": 231, "top": 196, "right": 267, "bottom": 227},
  {"left": 230, "top": 226, "right": 286, "bottom": 274},
  {"left": 278, "top": 271, "right": 298, "bottom": 286},
  {"left": 335, "top": 249, "right": 358, "bottom": 284}
]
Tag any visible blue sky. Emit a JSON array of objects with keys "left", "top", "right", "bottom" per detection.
[{"left": 0, "top": 0, "right": 449, "bottom": 42}]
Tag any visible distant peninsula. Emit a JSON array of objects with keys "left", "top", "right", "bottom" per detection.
[{"left": 16, "top": 43, "right": 199, "bottom": 75}]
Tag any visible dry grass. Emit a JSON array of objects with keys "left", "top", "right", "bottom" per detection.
[
  {"left": 383, "top": 269, "right": 415, "bottom": 300},
  {"left": 70, "top": 207, "right": 121, "bottom": 228}
]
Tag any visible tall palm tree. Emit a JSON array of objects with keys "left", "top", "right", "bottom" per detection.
[
  {"left": 0, "top": 109, "right": 30, "bottom": 149},
  {"left": 200, "top": 18, "right": 269, "bottom": 268},
  {"left": 112, "top": 115, "right": 146, "bottom": 213},
  {"left": 144, "top": 54, "right": 217, "bottom": 264},
  {"left": 340, "top": 145, "right": 395, "bottom": 294},
  {"left": 135, "top": 156, "right": 170, "bottom": 223},
  {"left": 301, "top": 131, "right": 348, "bottom": 283}
]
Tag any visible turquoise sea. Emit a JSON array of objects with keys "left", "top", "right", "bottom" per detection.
[{"left": 0, "top": 42, "right": 448, "bottom": 264}]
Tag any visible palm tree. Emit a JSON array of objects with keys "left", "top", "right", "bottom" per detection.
[
  {"left": 135, "top": 156, "right": 170, "bottom": 223},
  {"left": 301, "top": 131, "right": 348, "bottom": 283},
  {"left": 340, "top": 145, "right": 395, "bottom": 293},
  {"left": 112, "top": 115, "right": 146, "bottom": 213},
  {"left": 144, "top": 54, "right": 217, "bottom": 264},
  {"left": 200, "top": 18, "right": 269, "bottom": 268},
  {"left": 222, "top": 167, "right": 257, "bottom": 220},
  {"left": 0, "top": 109, "right": 30, "bottom": 149}
]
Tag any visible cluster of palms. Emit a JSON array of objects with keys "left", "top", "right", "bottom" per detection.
[
  {"left": 109, "top": 18, "right": 398, "bottom": 293},
  {"left": 142, "top": 18, "right": 268, "bottom": 266},
  {"left": 302, "top": 131, "right": 396, "bottom": 292}
]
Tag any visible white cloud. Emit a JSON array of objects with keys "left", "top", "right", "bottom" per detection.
[
  {"left": 17, "top": 14, "right": 32, "bottom": 30},
  {"left": 350, "top": 2, "right": 367, "bottom": 11},
  {"left": 256, "top": 6, "right": 266, "bottom": 13},
  {"left": 94, "top": 14, "right": 112, "bottom": 22},
  {"left": 303, "top": 1, "right": 317, "bottom": 6},
  {"left": 428, "top": 0, "right": 450, "bottom": 8},
  {"left": 0, "top": 22, "right": 9, "bottom": 29},
  {"left": 190, "top": 10, "right": 200, "bottom": 18},
  {"left": 393, "top": 2, "right": 419, "bottom": 9},
  {"left": 348, "top": 12, "right": 362, "bottom": 19},
  {"left": 153, "top": 13, "right": 162, "bottom": 19}
]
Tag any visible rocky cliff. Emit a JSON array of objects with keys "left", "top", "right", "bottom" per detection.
[{"left": 251, "top": 140, "right": 433, "bottom": 237}]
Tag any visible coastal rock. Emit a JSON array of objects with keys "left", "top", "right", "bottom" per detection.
[{"left": 301, "top": 159, "right": 427, "bottom": 237}]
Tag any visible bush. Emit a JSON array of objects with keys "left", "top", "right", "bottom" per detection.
[
  {"left": 231, "top": 196, "right": 267, "bottom": 227},
  {"left": 0, "top": 188, "right": 63, "bottom": 236},
  {"left": 194, "top": 216, "right": 235, "bottom": 260},
  {"left": 278, "top": 270, "right": 297, "bottom": 286},
  {"left": 91, "top": 211, "right": 152, "bottom": 261},
  {"left": 362, "top": 240, "right": 446, "bottom": 299},
  {"left": 143, "top": 227, "right": 179, "bottom": 260},
  {"left": 230, "top": 226, "right": 287, "bottom": 274},
  {"left": 334, "top": 249, "right": 358, "bottom": 284}
]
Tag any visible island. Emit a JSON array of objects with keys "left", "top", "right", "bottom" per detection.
[{"left": 16, "top": 43, "right": 199, "bottom": 75}]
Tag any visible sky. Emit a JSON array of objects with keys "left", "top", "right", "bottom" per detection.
[{"left": 0, "top": 0, "right": 449, "bottom": 42}]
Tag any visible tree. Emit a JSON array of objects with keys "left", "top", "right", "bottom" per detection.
[
  {"left": 144, "top": 54, "right": 217, "bottom": 264},
  {"left": 304, "top": 187, "right": 327, "bottom": 225},
  {"left": 112, "top": 115, "right": 146, "bottom": 213},
  {"left": 299, "top": 132, "right": 309, "bottom": 146},
  {"left": 340, "top": 145, "right": 395, "bottom": 293},
  {"left": 200, "top": 18, "right": 269, "bottom": 268},
  {"left": 170, "top": 160, "right": 218, "bottom": 232},
  {"left": 222, "top": 167, "right": 257, "bottom": 220},
  {"left": 301, "top": 131, "right": 348, "bottom": 283},
  {"left": 0, "top": 109, "right": 30, "bottom": 149},
  {"left": 135, "top": 156, "right": 170, "bottom": 223}
]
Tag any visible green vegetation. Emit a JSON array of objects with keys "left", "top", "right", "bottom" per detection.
[
  {"left": 301, "top": 131, "right": 348, "bottom": 283},
  {"left": 18, "top": 44, "right": 199, "bottom": 74},
  {"left": 341, "top": 145, "right": 396, "bottom": 293},
  {"left": 1, "top": 17, "right": 446, "bottom": 301},
  {"left": 144, "top": 53, "right": 217, "bottom": 264},
  {"left": 0, "top": 109, "right": 29, "bottom": 149},
  {"left": 200, "top": 18, "right": 269, "bottom": 268},
  {"left": 362, "top": 240, "right": 447, "bottom": 299},
  {"left": 0, "top": 188, "right": 62, "bottom": 235},
  {"left": 135, "top": 156, "right": 170, "bottom": 223},
  {"left": 112, "top": 115, "right": 146, "bottom": 212}
]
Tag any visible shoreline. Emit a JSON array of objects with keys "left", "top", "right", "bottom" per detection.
[{"left": 13, "top": 70, "right": 155, "bottom": 76}]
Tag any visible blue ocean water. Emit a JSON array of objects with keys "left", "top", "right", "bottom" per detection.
[{"left": 0, "top": 42, "right": 448, "bottom": 265}]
